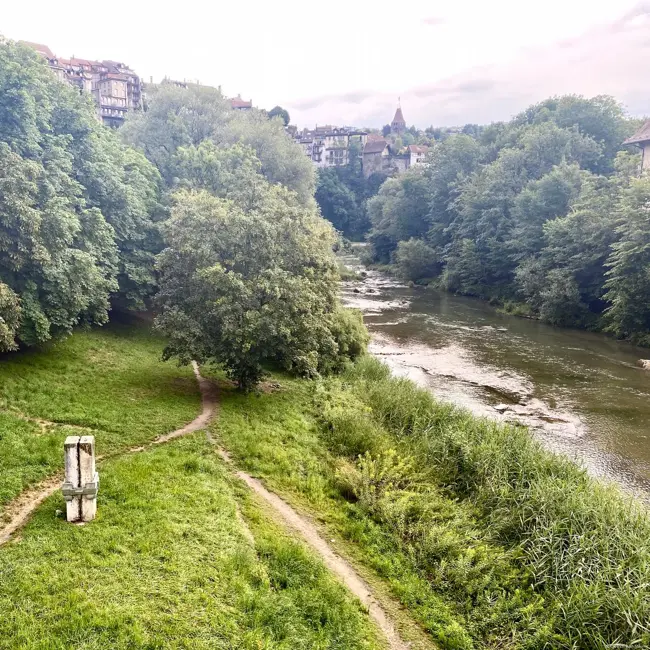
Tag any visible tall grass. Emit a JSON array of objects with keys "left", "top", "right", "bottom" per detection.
[{"left": 324, "top": 356, "right": 650, "bottom": 648}]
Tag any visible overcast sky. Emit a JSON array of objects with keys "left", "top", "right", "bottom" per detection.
[{"left": 4, "top": 0, "right": 650, "bottom": 128}]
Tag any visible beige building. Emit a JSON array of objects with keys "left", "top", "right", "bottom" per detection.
[
  {"left": 21, "top": 42, "right": 142, "bottom": 127},
  {"left": 296, "top": 126, "right": 368, "bottom": 168},
  {"left": 408, "top": 144, "right": 429, "bottom": 166},
  {"left": 624, "top": 120, "right": 650, "bottom": 171}
]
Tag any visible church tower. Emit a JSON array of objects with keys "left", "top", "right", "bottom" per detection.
[{"left": 391, "top": 101, "right": 406, "bottom": 135}]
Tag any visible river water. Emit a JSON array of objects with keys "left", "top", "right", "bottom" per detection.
[{"left": 340, "top": 252, "right": 650, "bottom": 497}]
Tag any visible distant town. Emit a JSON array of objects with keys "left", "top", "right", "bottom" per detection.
[{"left": 23, "top": 40, "right": 435, "bottom": 177}]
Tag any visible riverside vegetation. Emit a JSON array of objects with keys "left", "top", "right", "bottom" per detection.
[
  {"left": 319, "top": 96, "right": 650, "bottom": 346},
  {"left": 217, "top": 358, "right": 650, "bottom": 649},
  {"left": 1, "top": 35, "right": 650, "bottom": 650}
]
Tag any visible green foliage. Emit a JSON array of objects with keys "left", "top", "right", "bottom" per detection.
[
  {"left": 314, "top": 140, "right": 381, "bottom": 239},
  {"left": 604, "top": 176, "right": 650, "bottom": 344},
  {"left": 216, "top": 357, "right": 650, "bottom": 649},
  {"left": 0, "top": 282, "right": 20, "bottom": 351},
  {"left": 367, "top": 167, "right": 430, "bottom": 262},
  {"left": 364, "top": 94, "right": 650, "bottom": 342},
  {"left": 340, "top": 358, "right": 650, "bottom": 648},
  {"left": 393, "top": 238, "right": 440, "bottom": 281},
  {"left": 268, "top": 104, "right": 290, "bottom": 126},
  {"left": 316, "top": 168, "right": 364, "bottom": 235},
  {"left": 124, "top": 83, "right": 314, "bottom": 205},
  {"left": 155, "top": 188, "right": 365, "bottom": 389},
  {"left": 0, "top": 39, "right": 163, "bottom": 347}
]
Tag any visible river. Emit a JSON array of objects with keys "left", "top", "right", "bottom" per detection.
[{"left": 340, "top": 252, "right": 650, "bottom": 497}]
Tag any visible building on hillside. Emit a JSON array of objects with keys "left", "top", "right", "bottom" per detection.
[
  {"left": 362, "top": 138, "right": 390, "bottom": 176},
  {"left": 21, "top": 41, "right": 142, "bottom": 127},
  {"left": 231, "top": 94, "right": 253, "bottom": 110},
  {"left": 391, "top": 103, "right": 406, "bottom": 135},
  {"left": 624, "top": 120, "right": 650, "bottom": 172},
  {"left": 408, "top": 144, "right": 429, "bottom": 166},
  {"left": 296, "top": 126, "right": 368, "bottom": 168}
]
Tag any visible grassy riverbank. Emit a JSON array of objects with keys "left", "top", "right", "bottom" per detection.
[
  {"left": 3, "top": 321, "right": 649, "bottom": 649},
  {"left": 0, "top": 434, "right": 383, "bottom": 649},
  {"left": 0, "top": 324, "right": 386, "bottom": 649},
  {"left": 216, "top": 358, "right": 650, "bottom": 649}
]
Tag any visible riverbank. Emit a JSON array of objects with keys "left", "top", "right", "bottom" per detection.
[
  {"left": 1, "top": 322, "right": 649, "bottom": 648},
  {"left": 339, "top": 252, "right": 650, "bottom": 496},
  {"left": 217, "top": 357, "right": 650, "bottom": 649}
]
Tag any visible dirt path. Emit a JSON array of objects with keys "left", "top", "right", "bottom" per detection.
[
  {"left": 235, "top": 470, "right": 410, "bottom": 650},
  {"left": 0, "top": 365, "right": 410, "bottom": 649},
  {"left": 0, "top": 362, "right": 217, "bottom": 547}
]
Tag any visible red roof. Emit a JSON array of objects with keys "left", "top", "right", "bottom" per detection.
[
  {"left": 408, "top": 144, "right": 429, "bottom": 154},
  {"left": 20, "top": 41, "right": 55, "bottom": 58},
  {"left": 392, "top": 106, "right": 405, "bottom": 124},
  {"left": 364, "top": 139, "right": 388, "bottom": 154},
  {"left": 231, "top": 96, "right": 252, "bottom": 108}
]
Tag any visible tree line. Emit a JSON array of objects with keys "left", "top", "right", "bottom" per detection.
[
  {"left": 0, "top": 38, "right": 367, "bottom": 388},
  {"left": 353, "top": 95, "right": 650, "bottom": 345}
]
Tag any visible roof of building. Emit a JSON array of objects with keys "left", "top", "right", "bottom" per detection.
[
  {"left": 364, "top": 139, "right": 388, "bottom": 154},
  {"left": 408, "top": 144, "right": 429, "bottom": 154},
  {"left": 624, "top": 120, "right": 650, "bottom": 145},
  {"left": 392, "top": 106, "right": 405, "bottom": 125},
  {"left": 231, "top": 95, "right": 252, "bottom": 109},
  {"left": 20, "top": 41, "right": 55, "bottom": 58}
]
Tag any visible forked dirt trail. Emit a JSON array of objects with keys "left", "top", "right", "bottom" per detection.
[
  {"left": 0, "top": 362, "right": 215, "bottom": 546},
  {"left": 0, "top": 363, "right": 410, "bottom": 649}
]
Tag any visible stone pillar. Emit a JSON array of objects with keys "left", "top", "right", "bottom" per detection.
[
  {"left": 63, "top": 435, "right": 99, "bottom": 522},
  {"left": 79, "top": 436, "right": 97, "bottom": 522}
]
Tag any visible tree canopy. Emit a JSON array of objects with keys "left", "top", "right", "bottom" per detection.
[
  {"left": 123, "top": 81, "right": 367, "bottom": 387},
  {"left": 0, "top": 38, "right": 162, "bottom": 349},
  {"left": 364, "top": 94, "right": 648, "bottom": 343}
]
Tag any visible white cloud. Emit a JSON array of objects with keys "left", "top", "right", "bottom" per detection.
[
  {"left": 2, "top": 0, "right": 648, "bottom": 128},
  {"left": 287, "top": 2, "right": 650, "bottom": 127}
]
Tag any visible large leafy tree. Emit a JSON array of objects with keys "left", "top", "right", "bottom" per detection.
[
  {"left": 0, "top": 39, "right": 162, "bottom": 349},
  {"left": 155, "top": 184, "right": 366, "bottom": 389},
  {"left": 367, "top": 167, "right": 430, "bottom": 263},
  {"left": 268, "top": 105, "right": 290, "bottom": 126},
  {"left": 604, "top": 176, "right": 650, "bottom": 344}
]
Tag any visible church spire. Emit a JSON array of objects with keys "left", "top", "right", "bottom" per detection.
[{"left": 391, "top": 99, "right": 406, "bottom": 135}]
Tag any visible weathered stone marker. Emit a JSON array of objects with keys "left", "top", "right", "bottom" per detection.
[{"left": 63, "top": 435, "right": 99, "bottom": 522}]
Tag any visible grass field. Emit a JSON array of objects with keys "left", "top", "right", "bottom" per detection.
[
  {"left": 5, "top": 322, "right": 649, "bottom": 649},
  {"left": 0, "top": 323, "right": 387, "bottom": 649},
  {"left": 214, "top": 359, "right": 650, "bottom": 650},
  {"left": 0, "top": 321, "right": 200, "bottom": 518},
  {"left": 0, "top": 434, "right": 384, "bottom": 649}
]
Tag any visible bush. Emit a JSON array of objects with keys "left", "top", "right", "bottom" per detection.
[
  {"left": 393, "top": 238, "right": 441, "bottom": 281},
  {"left": 332, "top": 357, "right": 650, "bottom": 649}
]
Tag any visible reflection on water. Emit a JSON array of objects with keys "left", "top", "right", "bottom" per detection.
[{"left": 340, "top": 253, "right": 650, "bottom": 497}]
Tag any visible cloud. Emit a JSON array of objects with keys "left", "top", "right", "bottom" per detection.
[
  {"left": 422, "top": 16, "right": 446, "bottom": 26},
  {"left": 291, "top": 90, "right": 374, "bottom": 111},
  {"left": 286, "top": 3, "right": 650, "bottom": 128}
]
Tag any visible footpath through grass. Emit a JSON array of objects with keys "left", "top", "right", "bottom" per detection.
[
  {"left": 214, "top": 358, "right": 650, "bottom": 650},
  {"left": 0, "top": 320, "right": 200, "bottom": 518},
  {"left": 0, "top": 434, "right": 384, "bottom": 649}
]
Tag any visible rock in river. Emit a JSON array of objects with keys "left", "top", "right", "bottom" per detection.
[{"left": 638, "top": 359, "right": 650, "bottom": 370}]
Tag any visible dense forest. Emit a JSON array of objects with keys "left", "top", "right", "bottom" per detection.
[
  {"left": 323, "top": 96, "right": 650, "bottom": 345},
  {"left": 0, "top": 38, "right": 366, "bottom": 387}
]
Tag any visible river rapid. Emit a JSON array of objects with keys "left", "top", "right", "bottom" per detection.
[{"left": 340, "top": 252, "right": 650, "bottom": 497}]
